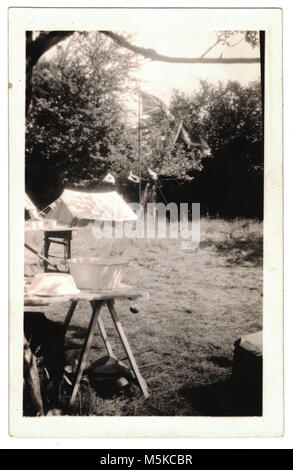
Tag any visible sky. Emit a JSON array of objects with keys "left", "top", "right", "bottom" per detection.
[
  {"left": 111, "top": 30, "right": 261, "bottom": 125},
  {"left": 129, "top": 30, "right": 260, "bottom": 102}
]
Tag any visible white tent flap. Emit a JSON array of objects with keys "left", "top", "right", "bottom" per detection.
[
  {"left": 25, "top": 193, "right": 42, "bottom": 220},
  {"left": 25, "top": 193, "right": 37, "bottom": 211}
]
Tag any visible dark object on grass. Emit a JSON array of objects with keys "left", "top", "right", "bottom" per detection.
[
  {"left": 180, "top": 331, "right": 262, "bottom": 417},
  {"left": 130, "top": 303, "right": 140, "bottom": 314},
  {"left": 86, "top": 356, "right": 135, "bottom": 398},
  {"left": 232, "top": 330, "right": 262, "bottom": 415}
]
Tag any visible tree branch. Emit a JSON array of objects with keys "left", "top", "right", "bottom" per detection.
[
  {"left": 100, "top": 31, "right": 260, "bottom": 64},
  {"left": 201, "top": 38, "right": 221, "bottom": 58}
]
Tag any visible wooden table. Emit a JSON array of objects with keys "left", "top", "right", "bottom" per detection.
[{"left": 24, "top": 285, "right": 149, "bottom": 405}]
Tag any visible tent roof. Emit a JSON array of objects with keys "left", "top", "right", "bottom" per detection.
[
  {"left": 54, "top": 190, "right": 137, "bottom": 222},
  {"left": 25, "top": 193, "right": 38, "bottom": 211}
]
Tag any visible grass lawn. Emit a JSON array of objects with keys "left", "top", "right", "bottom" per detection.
[{"left": 24, "top": 217, "right": 263, "bottom": 416}]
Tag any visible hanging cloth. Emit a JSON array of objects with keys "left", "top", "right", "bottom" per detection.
[
  {"left": 147, "top": 168, "right": 158, "bottom": 181},
  {"left": 103, "top": 173, "right": 116, "bottom": 185},
  {"left": 128, "top": 171, "right": 140, "bottom": 184}
]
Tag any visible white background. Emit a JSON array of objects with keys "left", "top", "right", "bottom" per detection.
[{"left": 2, "top": 0, "right": 291, "bottom": 449}]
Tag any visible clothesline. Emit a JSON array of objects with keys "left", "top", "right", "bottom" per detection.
[{"left": 140, "top": 177, "right": 187, "bottom": 182}]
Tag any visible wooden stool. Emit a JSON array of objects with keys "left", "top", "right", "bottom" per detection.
[{"left": 43, "top": 229, "right": 73, "bottom": 273}]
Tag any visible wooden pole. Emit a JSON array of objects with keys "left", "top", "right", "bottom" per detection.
[
  {"left": 23, "top": 336, "right": 44, "bottom": 416},
  {"left": 24, "top": 242, "right": 60, "bottom": 271}
]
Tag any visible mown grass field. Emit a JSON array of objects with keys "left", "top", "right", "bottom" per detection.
[{"left": 24, "top": 217, "right": 263, "bottom": 416}]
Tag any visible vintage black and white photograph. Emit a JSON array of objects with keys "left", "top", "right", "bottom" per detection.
[{"left": 9, "top": 8, "right": 282, "bottom": 438}]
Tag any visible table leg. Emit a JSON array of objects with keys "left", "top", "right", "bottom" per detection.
[
  {"left": 106, "top": 299, "right": 149, "bottom": 398},
  {"left": 44, "top": 236, "right": 50, "bottom": 272},
  {"left": 97, "top": 315, "right": 115, "bottom": 358},
  {"left": 69, "top": 300, "right": 103, "bottom": 406},
  {"left": 67, "top": 236, "right": 71, "bottom": 260},
  {"left": 63, "top": 300, "right": 78, "bottom": 331}
]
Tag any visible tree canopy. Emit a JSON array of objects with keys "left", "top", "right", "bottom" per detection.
[{"left": 163, "top": 80, "right": 263, "bottom": 217}]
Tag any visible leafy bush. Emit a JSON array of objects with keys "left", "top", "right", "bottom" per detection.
[{"left": 168, "top": 80, "right": 263, "bottom": 217}]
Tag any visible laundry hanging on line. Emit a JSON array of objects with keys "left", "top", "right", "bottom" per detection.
[
  {"left": 140, "top": 90, "right": 211, "bottom": 153},
  {"left": 140, "top": 91, "right": 171, "bottom": 119},
  {"left": 147, "top": 168, "right": 158, "bottom": 181},
  {"left": 128, "top": 171, "right": 140, "bottom": 183},
  {"left": 103, "top": 173, "right": 116, "bottom": 185}
]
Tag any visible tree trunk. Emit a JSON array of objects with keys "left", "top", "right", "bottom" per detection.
[
  {"left": 26, "top": 31, "right": 74, "bottom": 114},
  {"left": 23, "top": 336, "right": 44, "bottom": 416}
]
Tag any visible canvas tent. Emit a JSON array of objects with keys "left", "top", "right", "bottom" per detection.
[
  {"left": 25, "top": 193, "right": 41, "bottom": 220},
  {"left": 45, "top": 190, "right": 137, "bottom": 226}
]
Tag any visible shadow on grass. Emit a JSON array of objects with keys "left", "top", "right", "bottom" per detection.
[
  {"left": 214, "top": 236, "right": 263, "bottom": 266},
  {"left": 208, "top": 356, "right": 233, "bottom": 368},
  {"left": 180, "top": 377, "right": 262, "bottom": 416},
  {"left": 66, "top": 324, "right": 88, "bottom": 337},
  {"left": 64, "top": 324, "right": 88, "bottom": 350},
  {"left": 65, "top": 324, "right": 108, "bottom": 353}
]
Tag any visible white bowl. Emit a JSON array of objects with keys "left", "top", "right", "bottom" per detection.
[
  {"left": 30, "top": 273, "right": 80, "bottom": 296},
  {"left": 67, "top": 257, "right": 128, "bottom": 290}
]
